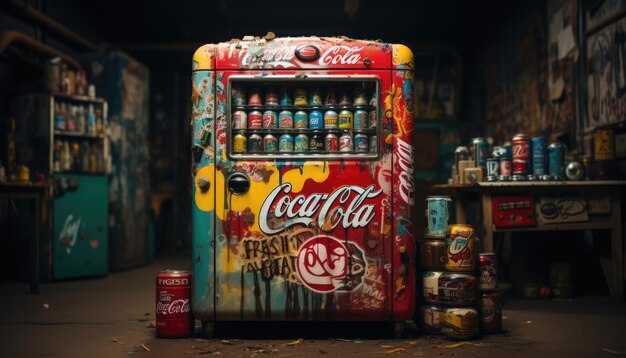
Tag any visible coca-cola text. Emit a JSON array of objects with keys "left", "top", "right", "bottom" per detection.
[
  {"left": 259, "top": 183, "right": 382, "bottom": 235},
  {"left": 157, "top": 298, "right": 190, "bottom": 315}
]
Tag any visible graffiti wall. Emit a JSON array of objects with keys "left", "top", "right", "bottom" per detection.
[{"left": 481, "top": 0, "right": 579, "bottom": 147}]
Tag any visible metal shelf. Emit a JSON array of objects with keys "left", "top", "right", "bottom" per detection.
[
  {"left": 54, "top": 131, "right": 105, "bottom": 139},
  {"left": 52, "top": 93, "right": 106, "bottom": 104}
]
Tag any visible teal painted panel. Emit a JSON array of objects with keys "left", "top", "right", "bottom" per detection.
[
  {"left": 191, "top": 70, "right": 216, "bottom": 322},
  {"left": 53, "top": 174, "right": 108, "bottom": 279}
]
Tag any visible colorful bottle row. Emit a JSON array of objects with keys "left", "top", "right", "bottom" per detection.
[
  {"left": 232, "top": 85, "right": 376, "bottom": 107},
  {"left": 232, "top": 107, "right": 376, "bottom": 130},
  {"left": 232, "top": 131, "right": 376, "bottom": 154},
  {"left": 54, "top": 102, "right": 104, "bottom": 135},
  {"left": 53, "top": 140, "right": 104, "bottom": 173}
]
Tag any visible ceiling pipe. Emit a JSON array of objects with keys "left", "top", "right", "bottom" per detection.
[
  {"left": 0, "top": 30, "right": 82, "bottom": 70},
  {"left": 1, "top": 0, "right": 97, "bottom": 51}
]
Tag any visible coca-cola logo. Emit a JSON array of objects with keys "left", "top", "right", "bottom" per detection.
[
  {"left": 396, "top": 138, "right": 415, "bottom": 206},
  {"left": 259, "top": 183, "right": 382, "bottom": 235},
  {"left": 232, "top": 45, "right": 297, "bottom": 68},
  {"left": 319, "top": 46, "right": 364, "bottom": 66},
  {"left": 156, "top": 299, "right": 190, "bottom": 315},
  {"left": 296, "top": 235, "right": 366, "bottom": 293},
  {"left": 158, "top": 278, "right": 189, "bottom": 286},
  {"left": 513, "top": 142, "right": 529, "bottom": 157}
]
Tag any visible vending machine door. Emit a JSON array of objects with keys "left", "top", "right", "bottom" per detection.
[{"left": 205, "top": 72, "right": 395, "bottom": 321}]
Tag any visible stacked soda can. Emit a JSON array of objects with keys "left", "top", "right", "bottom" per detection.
[
  {"left": 230, "top": 84, "right": 377, "bottom": 155},
  {"left": 420, "top": 196, "right": 479, "bottom": 340},
  {"left": 478, "top": 253, "right": 502, "bottom": 334}
]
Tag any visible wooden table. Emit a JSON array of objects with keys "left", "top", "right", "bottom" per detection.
[
  {"left": 0, "top": 182, "right": 51, "bottom": 293},
  {"left": 433, "top": 180, "right": 626, "bottom": 302}
]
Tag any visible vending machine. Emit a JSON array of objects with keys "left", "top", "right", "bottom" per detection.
[{"left": 190, "top": 37, "right": 415, "bottom": 335}]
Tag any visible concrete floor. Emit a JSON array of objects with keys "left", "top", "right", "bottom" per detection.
[{"left": 1, "top": 256, "right": 625, "bottom": 357}]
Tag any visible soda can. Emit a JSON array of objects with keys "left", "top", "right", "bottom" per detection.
[
  {"left": 369, "top": 135, "right": 377, "bottom": 153},
  {"left": 500, "top": 158, "right": 512, "bottom": 177},
  {"left": 325, "top": 133, "right": 338, "bottom": 152},
  {"left": 325, "top": 88, "right": 337, "bottom": 105},
  {"left": 531, "top": 137, "right": 546, "bottom": 176},
  {"left": 338, "top": 109, "right": 353, "bottom": 129},
  {"left": 265, "top": 87, "right": 279, "bottom": 106},
  {"left": 423, "top": 271, "right": 444, "bottom": 304},
  {"left": 425, "top": 195, "right": 453, "bottom": 238},
  {"left": 438, "top": 272, "right": 477, "bottom": 306},
  {"left": 594, "top": 129, "right": 615, "bottom": 160},
  {"left": 420, "top": 240, "right": 447, "bottom": 271},
  {"left": 232, "top": 110, "right": 247, "bottom": 129},
  {"left": 324, "top": 110, "right": 338, "bottom": 128},
  {"left": 512, "top": 133, "right": 530, "bottom": 175},
  {"left": 294, "top": 111, "right": 308, "bottom": 128},
  {"left": 248, "top": 88, "right": 262, "bottom": 106},
  {"left": 369, "top": 109, "right": 377, "bottom": 128},
  {"left": 294, "top": 134, "right": 309, "bottom": 152},
  {"left": 232, "top": 87, "right": 246, "bottom": 105},
  {"left": 280, "top": 87, "right": 292, "bottom": 106},
  {"left": 486, "top": 158, "right": 499, "bottom": 177},
  {"left": 294, "top": 88, "right": 307, "bottom": 106},
  {"left": 479, "top": 253, "right": 498, "bottom": 291},
  {"left": 156, "top": 270, "right": 192, "bottom": 338},
  {"left": 419, "top": 304, "right": 446, "bottom": 334},
  {"left": 504, "top": 143, "right": 513, "bottom": 159},
  {"left": 479, "top": 292, "right": 502, "bottom": 334},
  {"left": 248, "top": 133, "right": 263, "bottom": 153},
  {"left": 354, "top": 133, "right": 368, "bottom": 153},
  {"left": 279, "top": 134, "right": 294, "bottom": 152},
  {"left": 548, "top": 142, "right": 566, "bottom": 180},
  {"left": 353, "top": 108, "right": 368, "bottom": 129},
  {"left": 445, "top": 224, "right": 476, "bottom": 271},
  {"left": 309, "top": 87, "right": 322, "bottom": 105},
  {"left": 470, "top": 137, "right": 489, "bottom": 168},
  {"left": 263, "top": 134, "right": 278, "bottom": 153},
  {"left": 248, "top": 110, "right": 262, "bottom": 128},
  {"left": 339, "top": 132, "right": 353, "bottom": 152},
  {"left": 309, "top": 132, "right": 324, "bottom": 152},
  {"left": 439, "top": 308, "right": 479, "bottom": 340},
  {"left": 454, "top": 146, "right": 469, "bottom": 163},
  {"left": 233, "top": 133, "right": 247, "bottom": 153},
  {"left": 262, "top": 110, "right": 277, "bottom": 128},
  {"left": 308, "top": 110, "right": 323, "bottom": 129},
  {"left": 353, "top": 87, "right": 368, "bottom": 106},
  {"left": 278, "top": 110, "right": 294, "bottom": 128}
]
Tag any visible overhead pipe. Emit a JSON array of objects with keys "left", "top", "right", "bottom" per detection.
[
  {"left": 1, "top": 0, "right": 97, "bottom": 51},
  {"left": 0, "top": 30, "right": 81, "bottom": 70}
]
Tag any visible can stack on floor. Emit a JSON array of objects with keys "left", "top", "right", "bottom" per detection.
[
  {"left": 439, "top": 222, "right": 479, "bottom": 339},
  {"left": 478, "top": 253, "right": 503, "bottom": 334},
  {"left": 419, "top": 196, "right": 450, "bottom": 335},
  {"left": 420, "top": 196, "right": 503, "bottom": 339}
]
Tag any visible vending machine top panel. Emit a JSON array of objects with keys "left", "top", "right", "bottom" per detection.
[{"left": 193, "top": 36, "right": 411, "bottom": 71}]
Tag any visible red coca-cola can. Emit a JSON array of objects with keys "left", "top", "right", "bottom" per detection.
[
  {"left": 156, "top": 270, "right": 193, "bottom": 338},
  {"left": 512, "top": 133, "right": 530, "bottom": 175}
]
